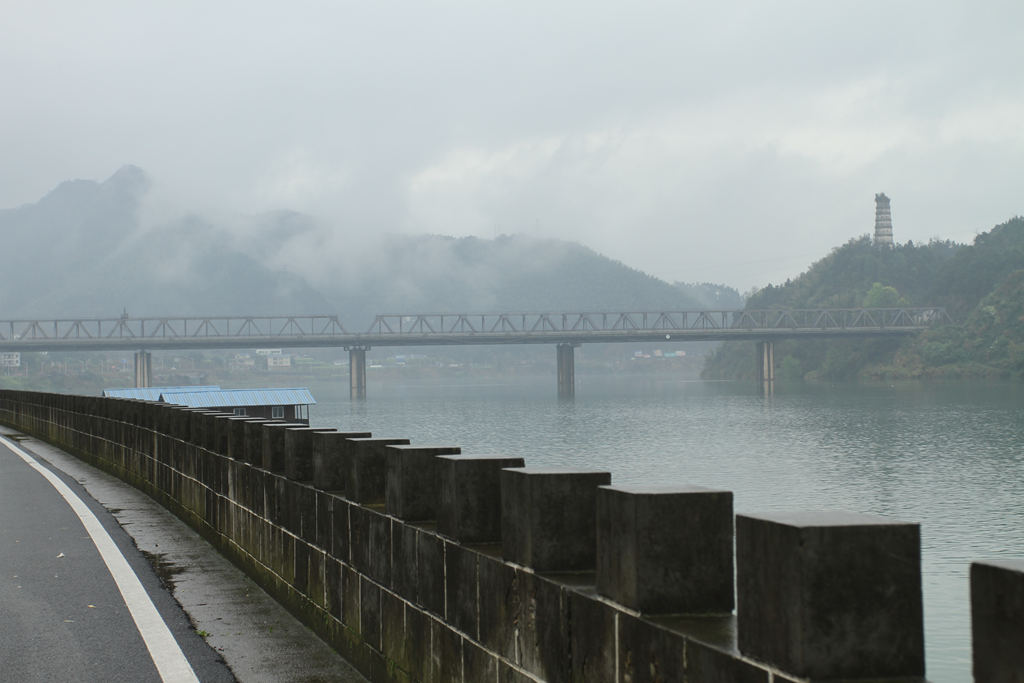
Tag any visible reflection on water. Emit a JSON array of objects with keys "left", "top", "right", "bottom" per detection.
[{"left": 307, "top": 375, "right": 1024, "bottom": 682}]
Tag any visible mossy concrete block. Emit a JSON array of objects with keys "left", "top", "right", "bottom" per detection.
[
  {"left": 380, "top": 589, "right": 406, "bottom": 666},
  {"left": 971, "top": 558, "right": 1024, "bottom": 682},
  {"left": 314, "top": 490, "right": 332, "bottom": 551},
  {"left": 331, "top": 497, "right": 350, "bottom": 561},
  {"left": 596, "top": 484, "right": 734, "bottom": 614},
  {"left": 345, "top": 437, "right": 410, "bottom": 504},
  {"left": 498, "top": 661, "right": 536, "bottom": 683},
  {"left": 517, "top": 572, "right": 569, "bottom": 682},
  {"left": 478, "top": 554, "right": 520, "bottom": 662},
  {"left": 443, "top": 542, "right": 478, "bottom": 638},
  {"left": 437, "top": 454, "right": 525, "bottom": 543},
  {"left": 617, "top": 614, "right": 687, "bottom": 683},
  {"left": 688, "top": 640, "right": 769, "bottom": 683},
  {"left": 261, "top": 422, "right": 306, "bottom": 474},
  {"left": 227, "top": 417, "right": 259, "bottom": 460},
  {"left": 568, "top": 590, "right": 615, "bottom": 682},
  {"left": 429, "top": 619, "right": 463, "bottom": 683},
  {"left": 417, "top": 531, "right": 445, "bottom": 617},
  {"left": 284, "top": 426, "right": 336, "bottom": 482},
  {"left": 404, "top": 605, "right": 431, "bottom": 681},
  {"left": 296, "top": 483, "right": 318, "bottom": 544},
  {"left": 500, "top": 468, "right": 611, "bottom": 572},
  {"left": 350, "top": 505, "right": 391, "bottom": 586},
  {"left": 243, "top": 419, "right": 276, "bottom": 465},
  {"left": 391, "top": 522, "right": 419, "bottom": 601},
  {"left": 312, "top": 431, "right": 370, "bottom": 491},
  {"left": 212, "top": 414, "right": 234, "bottom": 455},
  {"left": 361, "top": 577, "right": 382, "bottom": 651},
  {"left": 463, "top": 639, "right": 499, "bottom": 683},
  {"left": 326, "top": 557, "right": 344, "bottom": 619},
  {"left": 384, "top": 445, "right": 461, "bottom": 521},
  {"left": 294, "top": 539, "right": 310, "bottom": 593},
  {"left": 341, "top": 563, "right": 361, "bottom": 628},
  {"left": 736, "top": 510, "right": 924, "bottom": 680}
]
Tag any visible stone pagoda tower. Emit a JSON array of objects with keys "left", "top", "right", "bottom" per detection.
[{"left": 874, "top": 193, "right": 894, "bottom": 247}]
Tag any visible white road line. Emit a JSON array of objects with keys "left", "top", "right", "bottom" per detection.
[{"left": 0, "top": 434, "right": 199, "bottom": 683}]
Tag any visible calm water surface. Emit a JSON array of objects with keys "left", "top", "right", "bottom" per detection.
[{"left": 306, "top": 374, "right": 1024, "bottom": 682}]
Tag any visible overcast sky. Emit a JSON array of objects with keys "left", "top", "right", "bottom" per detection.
[{"left": 3, "top": 1, "right": 1022, "bottom": 290}]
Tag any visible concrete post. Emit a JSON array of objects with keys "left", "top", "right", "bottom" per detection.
[
  {"left": 500, "top": 468, "right": 611, "bottom": 571},
  {"left": 556, "top": 343, "right": 576, "bottom": 399},
  {"left": 260, "top": 422, "right": 307, "bottom": 473},
  {"left": 133, "top": 350, "right": 152, "bottom": 388},
  {"left": 755, "top": 340, "right": 774, "bottom": 395},
  {"left": 348, "top": 346, "right": 367, "bottom": 401},
  {"left": 227, "top": 417, "right": 262, "bottom": 460},
  {"left": 596, "top": 484, "right": 734, "bottom": 614},
  {"left": 383, "top": 445, "right": 462, "bottom": 521},
  {"left": 284, "top": 426, "right": 337, "bottom": 482},
  {"left": 971, "top": 559, "right": 1024, "bottom": 681},
  {"left": 436, "top": 454, "right": 525, "bottom": 543},
  {"left": 736, "top": 510, "right": 924, "bottom": 680},
  {"left": 343, "top": 437, "right": 410, "bottom": 504},
  {"left": 241, "top": 418, "right": 278, "bottom": 464},
  {"left": 311, "top": 430, "right": 371, "bottom": 491}
]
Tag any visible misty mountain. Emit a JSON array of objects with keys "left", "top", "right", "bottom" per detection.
[{"left": 0, "top": 167, "right": 737, "bottom": 325}]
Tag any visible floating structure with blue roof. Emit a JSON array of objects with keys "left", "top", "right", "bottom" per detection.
[{"left": 102, "top": 385, "right": 315, "bottom": 423}]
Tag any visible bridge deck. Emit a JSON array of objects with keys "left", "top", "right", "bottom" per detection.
[{"left": 0, "top": 308, "right": 950, "bottom": 352}]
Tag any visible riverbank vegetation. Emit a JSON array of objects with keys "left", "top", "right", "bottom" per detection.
[{"left": 702, "top": 216, "right": 1024, "bottom": 381}]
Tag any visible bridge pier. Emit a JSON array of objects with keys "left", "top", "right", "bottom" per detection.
[
  {"left": 557, "top": 343, "right": 577, "bottom": 399},
  {"left": 133, "top": 350, "right": 152, "bottom": 388},
  {"left": 348, "top": 346, "right": 368, "bottom": 401},
  {"left": 756, "top": 341, "right": 774, "bottom": 395}
]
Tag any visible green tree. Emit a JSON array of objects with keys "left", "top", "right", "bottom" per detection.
[{"left": 862, "top": 282, "right": 908, "bottom": 307}]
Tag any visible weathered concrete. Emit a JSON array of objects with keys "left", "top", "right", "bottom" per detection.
[
  {"left": 596, "top": 484, "right": 734, "bottom": 614},
  {"left": 227, "top": 416, "right": 264, "bottom": 461},
  {"left": 384, "top": 444, "right": 461, "bottom": 521},
  {"left": 501, "top": 467, "right": 611, "bottom": 571},
  {"left": 311, "top": 431, "right": 371, "bottom": 491},
  {"left": 736, "top": 510, "right": 925, "bottom": 680},
  {"left": 342, "top": 437, "right": 409, "bottom": 504},
  {"left": 971, "top": 558, "right": 1024, "bottom": 682},
  {"left": 260, "top": 422, "right": 306, "bottom": 474},
  {"left": 283, "top": 426, "right": 337, "bottom": 482},
  {"left": 437, "top": 454, "right": 525, "bottom": 543}
]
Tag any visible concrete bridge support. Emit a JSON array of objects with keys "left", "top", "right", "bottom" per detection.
[
  {"left": 556, "top": 343, "right": 577, "bottom": 399},
  {"left": 133, "top": 350, "right": 152, "bottom": 388},
  {"left": 348, "top": 346, "right": 367, "bottom": 401},
  {"left": 756, "top": 341, "right": 774, "bottom": 395}
]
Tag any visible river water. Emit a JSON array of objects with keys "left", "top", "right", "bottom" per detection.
[{"left": 305, "top": 373, "right": 1024, "bottom": 682}]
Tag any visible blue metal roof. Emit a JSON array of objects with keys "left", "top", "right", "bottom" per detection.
[
  {"left": 103, "top": 386, "right": 221, "bottom": 400},
  {"left": 157, "top": 388, "right": 316, "bottom": 408}
]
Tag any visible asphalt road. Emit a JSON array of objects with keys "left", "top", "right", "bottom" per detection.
[
  {"left": 0, "top": 433, "right": 231, "bottom": 681},
  {"left": 0, "top": 430, "right": 367, "bottom": 683}
]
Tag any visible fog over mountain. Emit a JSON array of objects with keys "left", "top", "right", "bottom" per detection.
[
  {"left": 5, "top": 3, "right": 1021, "bottom": 292},
  {"left": 0, "top": 167, "right": 736, "bottom": 326}
]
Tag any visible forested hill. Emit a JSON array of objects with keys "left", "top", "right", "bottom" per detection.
[{"left": 702, "top": 216, "right": 1024, "bottom": 380}]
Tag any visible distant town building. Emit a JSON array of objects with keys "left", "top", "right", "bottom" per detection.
[
  {"left": 266, "top": 355, "right": 292, "bottom": 369},
  {"left": 874, "top": 193, "right": 894, "bottom": 247}
]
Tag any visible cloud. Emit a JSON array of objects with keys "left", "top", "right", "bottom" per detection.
[{"left": 2, "top": 1, "right": 1023, "bottom": 291}]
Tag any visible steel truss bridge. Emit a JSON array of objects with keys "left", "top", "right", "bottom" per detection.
[{"left": 0, "top": 308, "right": 951, "bottom": 352}]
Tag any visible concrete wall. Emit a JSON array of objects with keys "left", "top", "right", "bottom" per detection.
[{"left": 0, "top": 390, "right": 1005, "bottom": 682}]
